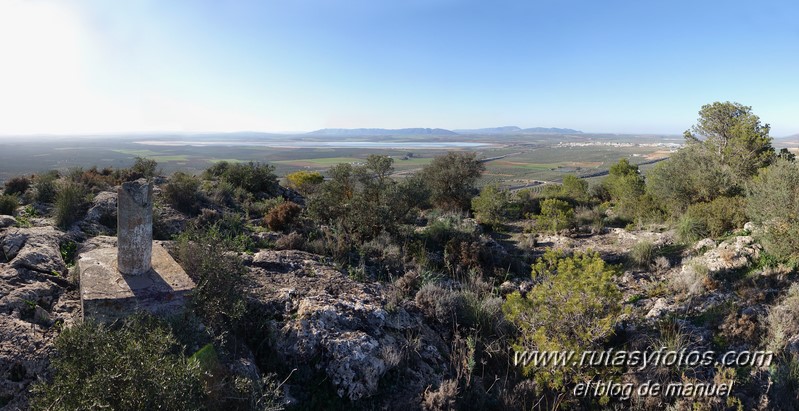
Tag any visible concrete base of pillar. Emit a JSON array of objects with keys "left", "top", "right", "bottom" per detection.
[{"left": 78, "top": 242, "right": 195, "bottom": 323}]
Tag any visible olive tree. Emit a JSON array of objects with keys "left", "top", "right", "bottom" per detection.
[{"left": 421, "top": 152, "right": 485, "bottom": 211}]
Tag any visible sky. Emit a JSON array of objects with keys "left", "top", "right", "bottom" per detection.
[{"left": 0, "top": 0, "right": 797, "bottom": 136}]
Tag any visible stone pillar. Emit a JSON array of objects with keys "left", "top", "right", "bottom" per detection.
[{"left": 117, "top": 179, "right": 153, "bottom": 275}]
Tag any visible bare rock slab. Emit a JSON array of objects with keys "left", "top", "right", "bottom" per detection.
[{"left": 78, "top": 242, "right": 195, "bottom": 322}]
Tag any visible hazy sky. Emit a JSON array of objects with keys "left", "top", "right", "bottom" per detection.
[{"left": 1, "top": 0, "right": 797, "bottom": 136}]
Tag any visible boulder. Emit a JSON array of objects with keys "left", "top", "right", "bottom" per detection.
[
  {"left": 0, "top": 215, "right": 16, "bottom": 229},
  {"left": 245, "top": 249, "right": 448, "bottom": 404},
  {"left": 80, "top": 191, "right": 117, "bottom": 234}
]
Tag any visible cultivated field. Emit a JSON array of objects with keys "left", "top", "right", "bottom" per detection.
[{"left": 0, "top": 133, "right": 687, "bottom": 186}]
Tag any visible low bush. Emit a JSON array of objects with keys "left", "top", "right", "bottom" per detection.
[
  {"left": 471, "top": 184, "right": 510, "bottom": 229},
  {"left": 275, "top": 231, "right": 305, "bottom": 250},
  {"left": 164, "top": 172, "right": 201, "bottom": 214},
  {"left": 671, "top": 260, "right": 710, "bottom": 296},
  {"left": 175, "top": 223, "right": 248, "bottom": 330},
  {"left": 415, "top": 283, "right": 467, "bottom": 326},
  {"left": 125, "top": 156, "right": 159, "bottom": 181},
  {"left": 685, "top": 196, "right": 747, "bottom": 238},
  {"left": 676, "top": 213, "right": 708, "bottom": 244},
  {"left": 3, "top": 176, "right": 30, "bottom": 196},
  {"left": 502, "top": 249, "right": 621, "bottom": 388},
  {"left": 285, "top": 170, "right": 324, "bottom": 195},
  {"left": 34, "top": 172, "right": 59, "bottom": 203},
  {"left": 264, "top": 201, "right": 302, "bottom": 231},
  {"left": 534, "top": 198, "right": 575, "bottom": 233},
  {"left": 629, "top": 240, "right": 656, "bottom": 268},
  {"left": 205, "top": 161, "right": 278, "bottom": 197},
  {"left": 54, "top": 183, "right": 88, "bottom": 229},
  {"left": 0, "top": 194, "right": 18, "bottom": 215},
  {"left": 30, "top": 314, "right": 204, "bottom": 411},
  {"left": 764, "top": 284, "right": 799, "bottom": 354}
]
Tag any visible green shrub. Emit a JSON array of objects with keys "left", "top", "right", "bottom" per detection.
[
  {"left": 676, "top": 213, "right": 708, "bottom": 244},
  {"left": 629, "top": 240, "right": 656, "bottom": 268},
  {"left": 164, "top": 172, "right": 201, "bottom": 214},
  {"left": 128, "top": 156, "right": 159, "bottom": 180},
  {"left": 286, "top": 170, "right": 324, "bottom": 195},
  {"left": 503, "top": 249, "right": 622, "bottom": 388},
  {"left": 206, "top": 161, "right": 278, "bottom": 197},
  {"left": 175, "top": 223, "right": 247, "bottom": 330},
  {"left": 747, "top": 159, "right": 799, "bottom": 261},
  {"left": 0, "top": 194, "right": 18, "bottom": 215},
  {"left": 685, "top": 196, "right": 747, "bottom": 237},
  {"left": 471, "top": 184, "right": 510, "bottom": 229},
  {"left": 3, "top": 176, "right": 30, "bottom": 196},
  {"left": 30, "top": 314, "right": 204, "bottom": 411},
  {"left": 54, "top": 183, "right": 88, "bottom": 229},
  {"left": 535, "top": 198, "right": 575, "bottom": 233},
  {"left": 264, "top": 201, "right": 302, "bottom": 231},
  {"left": 34, "top": 172, "right": 58, "bottom": 203}
]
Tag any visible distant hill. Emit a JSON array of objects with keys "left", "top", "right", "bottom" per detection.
[
  {"left": 307, "top": 128, "right": 458, "bottom": 136},
  {"left": 521, "top": 127, "right": 582, "bottom": 134},
  {"left": 455, "top": 126, "right": 582, "bottom": 135}
]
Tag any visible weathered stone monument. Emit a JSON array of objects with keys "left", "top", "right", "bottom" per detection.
[
  {"left": 117, "top": 179, "right": 153, "bottom": 275},
  {"left": 78, "top": 179, "right": 195, "bottom": 322}
]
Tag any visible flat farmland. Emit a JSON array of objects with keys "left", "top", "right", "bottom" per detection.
[{"left": 0, "top": 134, "right": 677, "bottom": 185}]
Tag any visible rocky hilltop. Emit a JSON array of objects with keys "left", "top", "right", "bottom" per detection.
[{"left": 1, "top": 108, "right": 799, "bottom": 410}]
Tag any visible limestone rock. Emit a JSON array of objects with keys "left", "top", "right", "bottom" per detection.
[
  {"left": 245, "top": 250, "right": 448, "bottom": 403},
  {"left": 646, "top": 297, "right": 672, "bottom": 319},
  {"left": 0, "top": 215, "right": 17, "bottom": 229},
  {"left": 80, "top": 191, "right": 117, "bottom": 234},
  {"left": 2, "top": 227, "right": 65, "bottom": 274},
  {"left": 702, "top": 236, "right": 760, "bottom": 273},
  {"left": 694, "top": 238, "right": 716, "bottom": 252},
  {"left": 0, "top": 263, "right": 80, "bottom": 410}
]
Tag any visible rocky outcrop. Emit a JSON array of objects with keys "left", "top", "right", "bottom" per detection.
[
  {"left": 1, "top": 227, "right": 66, "bottom": 275},
  {"left": 701, "top": 236, "right": 761, "bottom": 273},
  {"left": 0, "top": 223, "right": 80, "bottom": 410},
  {"left": 79, "top": 191, "right": 117, "bottom": 235},
  {"left": 244, "top": 249, "right": 448, "bottom": 404}
]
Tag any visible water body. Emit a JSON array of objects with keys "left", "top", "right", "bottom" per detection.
[{"left": 134, "top": 140, "right": 491, "bottom": 149}]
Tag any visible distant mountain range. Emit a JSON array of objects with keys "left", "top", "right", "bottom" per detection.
[
  {"left": 307, "top": 126, "right": 581, "bottom": 136},
  {"left": 454, "top": 126, "right": 582, "bottom": 135},
  {"left": 307, "top": 128, "right": 458, "bottom": 136}
]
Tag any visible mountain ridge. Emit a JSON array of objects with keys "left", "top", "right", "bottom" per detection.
[{"left": 307, "top": 126, "right": 582, "bottom": 136}]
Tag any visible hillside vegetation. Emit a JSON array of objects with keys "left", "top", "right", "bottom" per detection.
[{"left": 1, "top": 101, "right": 799, "bottom": 410}]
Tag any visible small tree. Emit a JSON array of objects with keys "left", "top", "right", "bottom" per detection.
[
  {"left": 421, "top": 152, "right": 485, "bottom": 211},
  {"left": 602, "top": 159, "right": 649, "bottom": 221},
  {"left": 685, "top": 101, "right": 774, "bottom": 178},
  {"left": 558, "top": 174, "right": 589, "bottom": 202}
]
